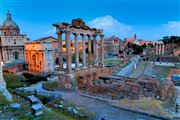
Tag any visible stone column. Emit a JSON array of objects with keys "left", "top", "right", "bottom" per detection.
[
  {"left": 87, "top": 35, "right": 92, "bottom": 67},
  {"left": 74, "top": 33, "right": 79, "bottom": 70},
  {"left": 65, "top": 31, "right": 72, "bottom": 74},
  {"left": 57, "top": 32, "right": 64, "bottom": 71},
  {"left": 162, "top": 44, "right": 164, "bottom": 55},
  {"left": 81, "top": 34, "right": 86, "bottom": 68},
  {"left": 100, "top": 35, "right": 104, "bottom": 66},
  {"left": 155, "top": 43, "right": 158, "bottom": 55},
  {"left": 0, "top": 61, "right": 12, "bottom": 101},
  {"left": 93, "top": 35, "right": 98, "bottom": 66},
  {"left": 158, "top": 44, "right": 161, "bottom": 55}
]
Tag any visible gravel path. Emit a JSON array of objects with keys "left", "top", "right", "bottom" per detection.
[{"left": 17, "top": 82, "right": 161, "bottom": 120}]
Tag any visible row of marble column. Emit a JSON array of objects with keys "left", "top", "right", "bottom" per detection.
[
  {"left": 57, "top": 31, "right": 104, "bottom": 74},
  {"left": 155, "top": 43, "right": 164, "bottom": 55}
]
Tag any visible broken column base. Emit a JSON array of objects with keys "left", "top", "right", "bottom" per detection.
[
  {"left": 0, "top": 85, "right": 13, "bottom": 101},
  {"left": 58, "top": 71, "right": 77, "bottom": 91}
]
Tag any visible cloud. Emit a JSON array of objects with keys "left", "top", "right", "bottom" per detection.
[
  {"left": 162, "top": 21, "right": 180, "bottom": 35},
  {"left": 48, "top": 27, "right": 56, "bottom": 34},
  {"left": 144, "top": 21, "right": 180, "bottom": 40},
  {"left": 87, "top": 15, "right": 132, "bottom": 38}
]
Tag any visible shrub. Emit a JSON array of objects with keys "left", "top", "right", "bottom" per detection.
[
  {"left": 23, "top": 73, "right": 47, "bottom": 84},
  {"left": 42, "top": 82, "right": 58, "bottom": 91}
]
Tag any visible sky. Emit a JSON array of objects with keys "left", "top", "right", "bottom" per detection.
[{"left": 0, "top": 0, "right": 180, "bottom": 41}]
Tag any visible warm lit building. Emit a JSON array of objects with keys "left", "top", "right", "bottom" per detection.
[
  {"left": 0, "top": 11, "right": 28, "bottom": 64},
  {"left": 25, "top": 40, "right": 54, "bottom": 74},
  {"left": 33, "top": 36, "right": 59, "bottom": 65}
]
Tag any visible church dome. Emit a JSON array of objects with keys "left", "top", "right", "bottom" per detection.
[{"left": 0, "top": 11, "right": 20, "bottom": 35}]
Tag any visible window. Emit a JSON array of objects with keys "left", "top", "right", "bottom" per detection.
[
  {"left": 14, "top": 51, "right": 19, "bottom": 60},
  {"left": 55, "top": 49, "right": 58, "bottom": 53},
  {"left": 14, "top": 39, "right": 16, "bottom": 44}
]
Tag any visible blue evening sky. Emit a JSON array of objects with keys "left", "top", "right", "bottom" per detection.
[{"left": 0, "top": 0, "right": 180, "bottom": 41}]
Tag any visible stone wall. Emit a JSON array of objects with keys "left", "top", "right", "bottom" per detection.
[
  {"left": 74, "top": 66, "right": 112, "bottom": 89},
  {"left": 79, "top": 76, "right": 176, "bottom": 107}
]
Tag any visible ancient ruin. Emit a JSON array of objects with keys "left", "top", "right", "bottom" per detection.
[
  {"left": 53, "top": 18, "right": 108, "bottom": 90},
  {"left": 155, "top": 41, "right": 165, "bottom": 55},
  {"left": 0, "top": 61, "right": 12, "bottom": 101}
]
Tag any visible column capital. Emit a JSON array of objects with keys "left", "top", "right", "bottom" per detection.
[
  {"left": 87, "top": 34, "right": 91, "bottom": 37},
  {"left": 100, "top": 34, "right": 104, "bottom": 37},
  {"left": 57, "top": 31, "right": 63, "bottom": 35},
  {"left": 92, "top": 34, "right": 97, "bottom": 37},
  {"left": 80, "top": 33, "right": 86, "bottom": 37},
  {"left": 73, "top": 33, "right": 78, "bottom": 36},
  {"left": 64, "top": 29, "right": 71, "bottom": 34}
]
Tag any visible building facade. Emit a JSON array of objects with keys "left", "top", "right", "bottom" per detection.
[
  {"left": 104, "top": 36, "right": 121, "bottom": 56},
  {"left": 0, "top": 11, "right": 28, "bottom": 64},
  {"left": 25, "top": 41, "right": 54, "bottom": 74}
]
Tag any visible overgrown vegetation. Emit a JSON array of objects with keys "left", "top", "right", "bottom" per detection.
[
  {"left": 127, "top": 43, "right": 143, "bottom": 54},
  {"left": 23, "top": 72, "right": 47, "bottom": 84},
  {"left": 0, "top": 94, "right": 11, "bottom": 106},
  {"left": 112, "top": 98, "right": 174, "bottom": 117},
  {"left": 4, "top": 72, "right": 29, "bottom": 90}
]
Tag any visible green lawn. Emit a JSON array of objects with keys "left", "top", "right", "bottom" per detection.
[
  {"left": 154, "top": 66, "right": 177, "bottom": 82},
  {"left": 104, "top": 59, "right": 122, "bottom": 67},
  {"left": 0, "top": 94, "right": 11, "bottom": 106}
]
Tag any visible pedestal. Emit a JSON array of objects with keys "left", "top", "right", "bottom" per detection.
[{"left": 58, "top": 72, "right": 77, "bottom": 90}]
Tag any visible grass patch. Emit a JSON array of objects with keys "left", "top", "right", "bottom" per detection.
[
  {"left": 154, "top": 66, "right": 177, "bottom": 82},
  {"left": 4, "top": 72, "right": 29, "bottom": 89},
  {"left": 51, "top": 98, "right": 94, "bottom": 120},
  {"left": 42, "top": 82, "right": 58, "bottom": 91},
  {"left": 112, "top": 98, "right": 174, "bottom": 117},
  {"left": 0, "top": 94, "right": 11, "bottom": 106},
  {"left": 104, "top": 59, "right": 122, "bottom": 67}
]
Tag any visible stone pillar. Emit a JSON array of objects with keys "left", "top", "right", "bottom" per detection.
[
  {"left": 155, "top": 43, "right": 158, "bottom": 55},
  {"left": 162, "top": 44, "right": 164, "bottom": 55},
  {"left": 0, "top": 61, "right": 12, "bottom": 101},
  {"left": 65, "top": 31, "right": 72, "bottom": 74},
  {"left": 93, "top": 35, "right": 97, "bottom": 66},
  {"left": 81, "top": 34, "right": 86, "bottom": 68},
  {"left": 57, "top": 32, "right": 64, "bottom": 71},
  {"left": 74, "top": 33, "right": 79, "bottom": 70},
  {"left": 100, "top": 35, "right": 104, "bottom": 66},
  {"left": 158, "top": 44, "right": 161, "bottom": 55},
  {"left": 87, "top": 35, "right": 92, "bottom": 67}
]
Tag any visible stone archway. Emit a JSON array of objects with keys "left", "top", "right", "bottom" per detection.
[{"left": 32, "top": 54, "right": 36, "bottom": 71}]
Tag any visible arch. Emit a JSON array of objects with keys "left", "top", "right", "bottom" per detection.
[{"left": 32, "top": 54, "right": 36, "bottom": 66}]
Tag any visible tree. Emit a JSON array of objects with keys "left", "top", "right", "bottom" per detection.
[{"left": 141, "top": 43, "right": 147, "bottom": 48}]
